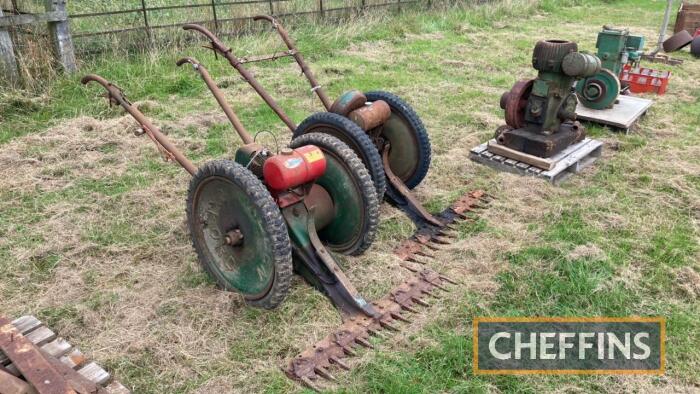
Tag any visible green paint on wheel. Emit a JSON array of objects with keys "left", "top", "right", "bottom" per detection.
[{"left": 187, "top": 160, "right": 292, "bottom": 309}]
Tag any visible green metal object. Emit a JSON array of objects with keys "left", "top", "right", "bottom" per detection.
[
  {"left": 191, "top": 169, "right": 280, "bottom": 297},
  {"left": 314, "top": 149, "right": 366, "bottom": 251},
  {"left": 576, "top": 27, "right": 645, "bottom": 109},
  {"left": 496, "top": 40, "right": 601, "bottom": 158}
]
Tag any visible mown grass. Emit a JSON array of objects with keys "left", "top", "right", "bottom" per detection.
[{"left": 1, "top": 0, "right": 698, "bottom": 393}]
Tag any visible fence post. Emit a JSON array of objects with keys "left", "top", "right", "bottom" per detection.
[
  {"left": 0, "top": 8, "right": 20, "bottom": 86},
  {"left": 268, "top": 0, "right": 274, "bottom": 16},
  {"left": 210, "top": 0, "right": 219, "bottom": 33},
  {"left": 319, "top": 0, "right": 324, "bottom": 19},
  {"left": 140, "top": 0, "right": 154, "bottom": 45},
  {"left": 45, "top": 0, "right": 77, "bottom": 73}
]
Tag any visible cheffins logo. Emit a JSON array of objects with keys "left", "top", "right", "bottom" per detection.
[{"left": 473, "top": 317, "right": 665, "bottom": 375}]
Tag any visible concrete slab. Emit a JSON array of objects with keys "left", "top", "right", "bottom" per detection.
[{"left": 576, "top": 95, "right": 653, "bottom": 133}]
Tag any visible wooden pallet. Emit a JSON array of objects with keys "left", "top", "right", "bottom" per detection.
[
  {"left": 0, "top": 316, "right": 129, "bottom": 394},
  {"left": 469, "top": 138, "right": 603, "bottom": 185},
  {"left": 575, "top": 95, "right": 653, "bottom": 133}
]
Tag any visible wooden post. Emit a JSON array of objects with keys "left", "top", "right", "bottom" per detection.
[
  {"left": 0, "top": 8, "right": 20, "bottom": 86},
  {"left": 319, "top": 0, "right": 324, "bottom": 19},
  {"left": 45, "top": 0, "right": 77, "bottom": 73},
  {"left": 268, "top": 0, "right": 274, "bottom": 16}
]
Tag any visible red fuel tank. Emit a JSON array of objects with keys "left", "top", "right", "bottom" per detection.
[{"left": 263, "top": 145, "right": 326, "bottom": 191}]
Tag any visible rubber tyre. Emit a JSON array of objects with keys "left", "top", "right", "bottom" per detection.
[
  {"left": 691, "top": 36, "right": 700, "bottom": 58},
  {"left": 364, "top": 91, "right": 431, "bottom": 202},
  {"left": 663, "top": 30, "right": 693, "bottom": 52},
  {"left": 293, "top": 112, "right": 386, "bottom": 201},
  {"left": 290, "top": 133, "right": 379, "bottom": 256},
  {"left": 186, "top": 160, "right": 293, "bottom": 309}
]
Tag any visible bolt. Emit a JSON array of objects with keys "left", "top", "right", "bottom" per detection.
[{"left": 225, "top": 229, "right": 244, "bottom": 246}]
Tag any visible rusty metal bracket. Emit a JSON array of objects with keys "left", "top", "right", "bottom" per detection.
[
  {"left": 253, "top": 15, "right": 333, "bottom": 111},
  {"left": 382, "top": 144, "right": 443, "bottom": 227},
  {"left": 393, "top": 190, "right": 492, "bottom": 263},
  {"left": 183, "top": 23, "right": 298, "bottom": 132},
  {"left": 0, "top": 317, "right": 75, "bottom": 394},
  {"left": 82, "top": 74, "right": 197, "bottom": 176}
]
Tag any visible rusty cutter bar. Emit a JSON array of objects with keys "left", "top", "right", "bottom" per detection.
[
  {"left": 81, "top": 74, "right": 198, "bottom": 176},
  {"left": 182, "top": 23, "right": 298, "bottom": 132},
  {"left": 253, "top": 15, "right": 333, "bottom": 111}
]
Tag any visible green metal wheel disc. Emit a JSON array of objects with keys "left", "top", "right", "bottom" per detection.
[
  {"left": 315, "top": 149, "right": 365, "bottom": 251},
  {"left": 364, "top": 91, "right": 431, "bottom": 189},
  {"left": 289, "top": 132, "right": 379, "bottom": 256},
  {"left": 575, "top": 69, "right": 621, "bottom": 110},
  {"left": 187, "top": 161, "right": 292, "bottom": 304}
]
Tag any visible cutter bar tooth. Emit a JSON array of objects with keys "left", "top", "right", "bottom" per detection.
[
  {"left": 355, "top": 337, "right": 374, "bottom": 349},
  {"left": 422, "top": 289, "right": 440, "bottom": 298},
  {"left": 411, "top": 297, "right": 430, "bottom": 307},
  {"left": 367, "top": 328, "right": 386, "bottom": 339},
  {"left": 431, "top": 236, "right": 451, "bottom": 245},
  {"left": 380, "top": 320, "right": 400, "bottom": 331},
  {"left": 422, "top": 243, "right": 440, "bottom": 251},
  {"left": 342, "top": 346, "right": 357, "bottom": 356},
  {"left": 329, "top": 356, "right": 350, "bottom": 371},
  {"left": 390, "top": 312, "right": 411, "bottom": 323},
  {"left": 300, "top": 376, "right": 321, "bottom": 392},
  {"left": 400, "top": 304, "right": 419, "bottom": 313},
  {"left": 439, "top": 275, "right": 458, "bottom": 285},
  {"left": 314, "top": 367, "right": 337, "bottom": 382}
]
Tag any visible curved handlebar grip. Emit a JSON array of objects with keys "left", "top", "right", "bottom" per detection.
[
  {"left": 176, "top": 57, "right": 200, "bottom": 67},
  {"left": 183, "top": 24, "right": 217, "bottom": 41},
  {"left": 253, "top": 15, "right": 276, "bottom": 24},
  {"left": 81, "top": 74, "right": 110, "bottom": 87}
]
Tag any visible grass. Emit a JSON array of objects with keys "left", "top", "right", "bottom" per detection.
[{"left": 1, "top": 0, "right": 699, "bottom": 392}]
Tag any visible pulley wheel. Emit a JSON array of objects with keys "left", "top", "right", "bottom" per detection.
[
  {"left": 663, "top": 30, "right": 693, "bottom": 52},
  {"left": 502, "top": 79, "right": 534, "bottom": 129},
  {"left": 575, "top": 69, "right": 621, "bottom": 110},
  {"left": 294, "top": 112, "right": 386, "bottom": 201},
  {"left": 363, "top": 91, "right": 431, "bottom": 205},
  {"left": 186, "top": 160, "right": 292, "bottom": 309},
  {"left": 289, "top": 133, "right": 379, "bottom": 256}
]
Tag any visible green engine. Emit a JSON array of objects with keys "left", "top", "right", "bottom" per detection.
[
  {"left": 576, "top": 26, "right": 645, "bottom": 110},
  {"left": 496, "top": 40, "right": 600, "bottom": 158}
]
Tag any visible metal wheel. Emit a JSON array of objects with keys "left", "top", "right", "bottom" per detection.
[
  {"left": 364, "top": 91, "right": 432, "bottom": 203},
  {"left": 501, "top": 79, "right": 534, "bottom": 129},
  {"left": 575, "top": 69, "right": 621, "bottom": 110},
  {"left": 692, "top": 36, "right": 700, "bottom": 58},
  {"left": 289, "top": 133, "right": 379, "bottom": 256},
  {"left": 663, "top": 30, "right": 693, "bottom": 52},
  {"left": 186, "top": 160, "right": 293, "bottom": 309},
  {"left": 294, "top": 112, "right": 386, "bottom": 201}
]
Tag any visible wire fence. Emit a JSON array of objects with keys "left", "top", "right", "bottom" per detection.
[
  {"left": 1, "top": 0, "right": 476, "bottom": 86},
  {"left": 5, "top": 0, "right": 426, "bottom": 54}
]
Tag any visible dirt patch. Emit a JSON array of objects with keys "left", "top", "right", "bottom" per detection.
[
  {"left": 676, "top": 267, "right": 700, "bottom": 299},
  {"left": 567, "top": 244, "right": 605, "bottom": 261}
]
